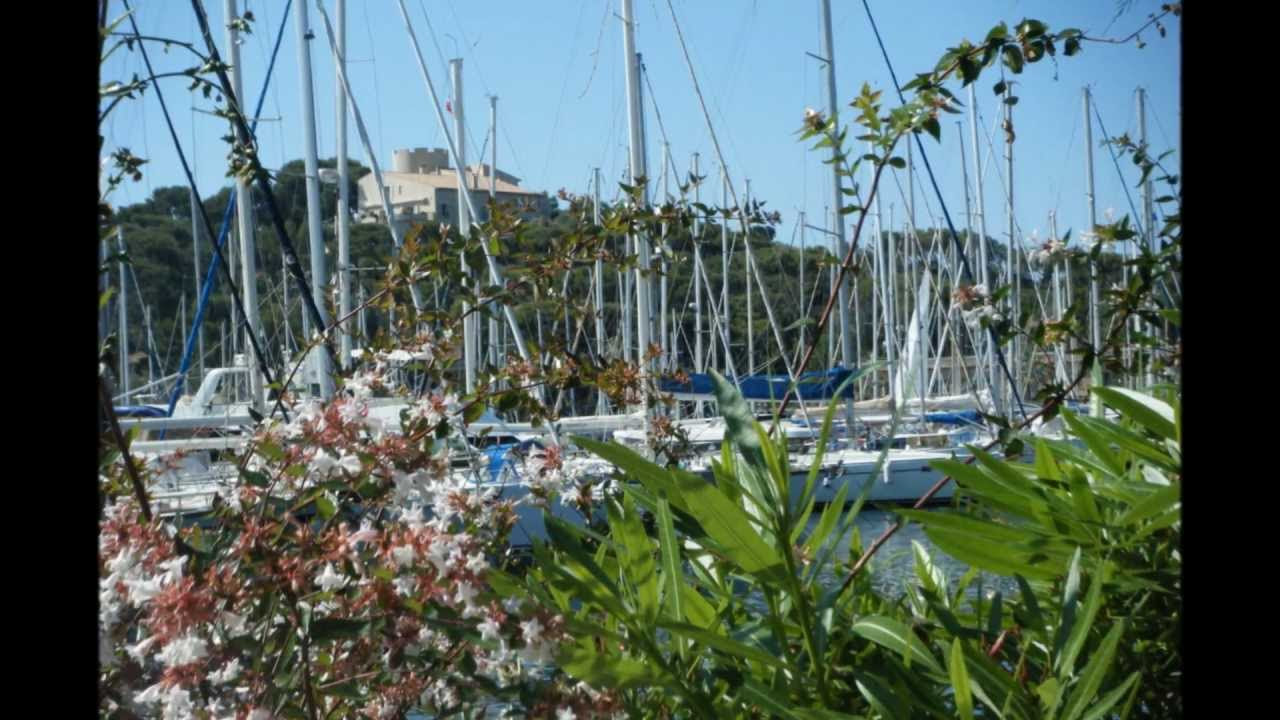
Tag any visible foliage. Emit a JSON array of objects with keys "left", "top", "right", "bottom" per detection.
[
  {"left": 98, "top": 3, "right": 1180, "bottom": 718},
  {"left": 516, "top": 374, "right": 1179, "bottom": 718}
]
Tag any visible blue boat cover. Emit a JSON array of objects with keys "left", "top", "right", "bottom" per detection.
[
  {"left": 659, "top": 367, "right": 858, "bottom": 401},
  {"left": 922, "top": 410, "right": 983, "bottom": 425},
  {"left": 114, "top": 405, "right": 168, "bottom": 418}
]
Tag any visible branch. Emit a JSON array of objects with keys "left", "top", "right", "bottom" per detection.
[
  {"left": 837, "top": 296, "right": 1146, "bottom": 593},
  {"left": 776, "top": 131, "right": 904, "bottom": 417},
  {"left": 99, "top": 373, "right": 152, "bottom": 522},
  {"left": 1080, "top": 9, "right": 1174, "bottom": 45}
]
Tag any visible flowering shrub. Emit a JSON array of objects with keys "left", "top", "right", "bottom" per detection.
[{"left": 97, "top": 358, "right": 623, "bottom": 718}]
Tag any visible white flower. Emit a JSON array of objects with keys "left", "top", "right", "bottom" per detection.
[
  {"left": 157, "top": 633, "right": 208, "bottom": 668},
  {"left": 106, "top": 547, "right": 138, "bottom": 576},
  {"left": 426, "top": 539, "right": 453, "bottom": 576},
  {"left": 520, "top": 617, "right": 544, "bottom": 646},
  {"left": 247, "top": 709, "right": 273, "bottom": 720},
  {"left": 134, "top": 682, "right": 166, "bottom": 705},
  {"left": 209, "top": 658, "right": 241, "bottom": 684},
  {"left": 478, "top": 616, "right": 503, "bottom": 643},
  {"left": 465, "top": 551, "right": 488, "bottom": 575},
  {"left": 338, "top": 454, "right": 364, "bottom": 475},
  {"left": 391, "top": 545, "right": 417, "bottom": 568},
  {"left": 502, "top": 597, "right": 523, "bottom": 615},
  {"left": 157, "top": 556, "right": 186, "bottom": 585},
  {"left": 124, "top": 577, "right": 165, "bottom": 605},
  {"left": 220, "top": 611, "right": 248, "bottom": 635},
  {"left": 393, "top": 575, "right": 417, "bottom": 597},
  {"left": 126, "top": 635, "right": 159, "bottom": 663},
  {"left": 309, "top": 451, "right": 338, "bottom": 476},
  {"left": 557, "top": 708, "right": 577, "bottom": 720},
  {"left": 454, "top": 581, "right": 479, "bottom": 608},
  {"left": 160, "top": 686, "right": 194, "bottom": 720},
  {"left": 315, "top": 563, "right": 349, "bottom": 592}
]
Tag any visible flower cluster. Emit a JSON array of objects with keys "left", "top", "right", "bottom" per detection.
[{"left": 98, "top": 375, "right": 598, "bottom": 718}]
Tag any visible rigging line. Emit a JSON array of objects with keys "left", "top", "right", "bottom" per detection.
[
  {"left": 1148, "top": 95, "right": 1178, "bottom": 160},
  {"left": 662, "top": 0, "right": 811, "bottom": 414},
  {"left": 445, "top": 0, "right": 491, "bottom": 95},
  {"left": 425, "top": 0, "right": 487, "bottom": 168},
  {"left": 125, "top": 0, "right": 293, "bottom": 425},
  {"left": 539, "top": 0, "right": 592, "bottom": 188},
  {"left": 1092, "top": 102, "right": 1178, "bottom": 310},
  {"left": 1091, "top": 103, "right": 1147, "bottom": 240},
  {"left": 859, "top": 0, "right": 1027, "bottom": 420},
  {"left": 363, "top": 0, "right": 387, "bottom": 160},
  {"left": 639, "top": 59, "right": 681, "bottom": 197},
  {"left": 254, "top": 0, "right": 289, "bottom": 169},
  {"left": 1052, "top": 102, "right": 1081, "bottom": 217},
  {"left": 579, "top": 0, "right": 613, "bottom": 99}
]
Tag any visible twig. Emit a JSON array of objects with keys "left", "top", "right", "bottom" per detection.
[
  {"left": 776, "top": 132, "right": 903, "bottom": 417},
  {"left": 100, "top": 373, "right": 152, "bottom": 522},
  {"left": 837, "top": 301, "right": 1142, "bottom": 592}
]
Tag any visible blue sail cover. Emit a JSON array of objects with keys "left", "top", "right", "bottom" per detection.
[{"left": 659, "top": 367, "right": 858, "bottom": 401}]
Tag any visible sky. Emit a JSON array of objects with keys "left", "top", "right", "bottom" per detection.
[{"left": 100, "top": 0, "right": 1180, "bottom": 253}]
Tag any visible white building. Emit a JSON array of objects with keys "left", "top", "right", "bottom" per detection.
[{"left": 355, "top": 147, "right": 552, "bottom": 225}]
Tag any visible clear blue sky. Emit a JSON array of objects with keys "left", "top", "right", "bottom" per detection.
[{"left": 101, "top": 0, "right": 1180, "bottom": 251}]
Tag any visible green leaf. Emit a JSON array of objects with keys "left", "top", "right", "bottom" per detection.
[
  {"left": 670, "top": 465, "right": 787, "bottom": 582},
  {"left": 315, "top": 493, "right": 336, "bottom": 520},
  {"left": 559, "top": 634, "right": 672, "bottom": 691},
  {"left": 1059, "top": 561, "right": 1105, "bottom": 676},
  {"left": 851, "top": 616, "right": 945, "bottom": 675},
  {"left": 993, "top": 79, "right": 1007, "bottom": 95},
  {"left": 608, "top": 495, "right": 658, "bottom": 623},
  {"left": 309, "top": 618, "right": 369, "bottom": 643},
  {"left": 887, "top": 156, "right": 906, "bottom": 169},
  {"left": 1115, "top": 484, "right": 1180, "bottom": 526},
  {"left": 922, "top": 116, "right": 941, "bottom": 141},
  {"left": 655, "top": 494, "right": 684, "bottom": 625},
  {"left": 1079, "top": 671, "right": 1141, "bottom": 720},
  {"left": 950, "top": 639, "right": 975, "bottom": 720},
  {"left": 1060, "top": 410, "right": 1125, "bottom": 477},
  {"left": 854, "top": 673, "right": 908, "bottom": 719},
  {"left": 1002, "top": 46, "right": 1024, "bottom": 73},
  {"left": 912, "top": 540, "right": 949, "bottom": 601},
  {"left": 1090, "top": 386, "right": 1177, "bottom": 440},
  {"left": 572, "top": 435, "right": 687, "bottom": 512},
  {"left": 1061, "top": 620, "right": 1127, "bottom": 720},
  {"left": 709, "top": 370, "right": 765, "bottom": 467},
  {"left": 658, "top": 620, "right": 788, "bottom": 668}
]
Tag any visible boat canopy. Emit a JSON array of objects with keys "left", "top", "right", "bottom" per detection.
[{"left": 658, "top": 367, "right": 858, "bottom": 401}]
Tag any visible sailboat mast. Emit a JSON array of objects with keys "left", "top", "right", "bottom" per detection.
[
  {"left": 294, "top": 0, "right": 334, "bottom": 400},
  {"left": 118, "top": 226, "right": 130, "bottom": 397},
  {"left": 190, "top": 188, "right": 205, "bottom": 381},
  {"left": 744, "top": 177, "right": 754, "bottom": 374},
  {"left": 660, "top": 143, "right": 671, "bottom": 372},
  {"left": 593, "top": 167, "right": 608, "bottom": 414},
  {"left": 334, "top": 0, "right": 353, "bottom": 371},
  {"left": 1137, "top": 87, "right": 1156, "bottom": 388},
  {"left": 621, "top": 0, "right": 651, "bottom": 379},
  {"left": 489, "top": 95, "right": 501, "bottom": 372},
  {"left": 227, "top": 0, "right": 263, "bottom": 409},
  {"left": 967, "top": 83, "right": 997, "bottom": 413},
  {"left": 819, "top": 0, "right": 855, "bottom": 384},
  {"left": 692, "top": 153, "right": 704, "bottom": 376},
  {"left": 451, "top": 59, "right": 477, "bottom": 395},
  {"left": 1004, "top": 84, "right": 1018, "bottom": 417},
  {"left": 1083, "top": 87, "right": 1102, "bottom": 416},
  {"left": 799, "top": 211, "right": 806, "bottom": 353},
  {"left": 721, "top": 165, "right": 730, "bottom": 375}
]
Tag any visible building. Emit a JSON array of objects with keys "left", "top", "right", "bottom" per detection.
[{"left": 355, "top": 147, "right": 553, "bottom": 225}]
